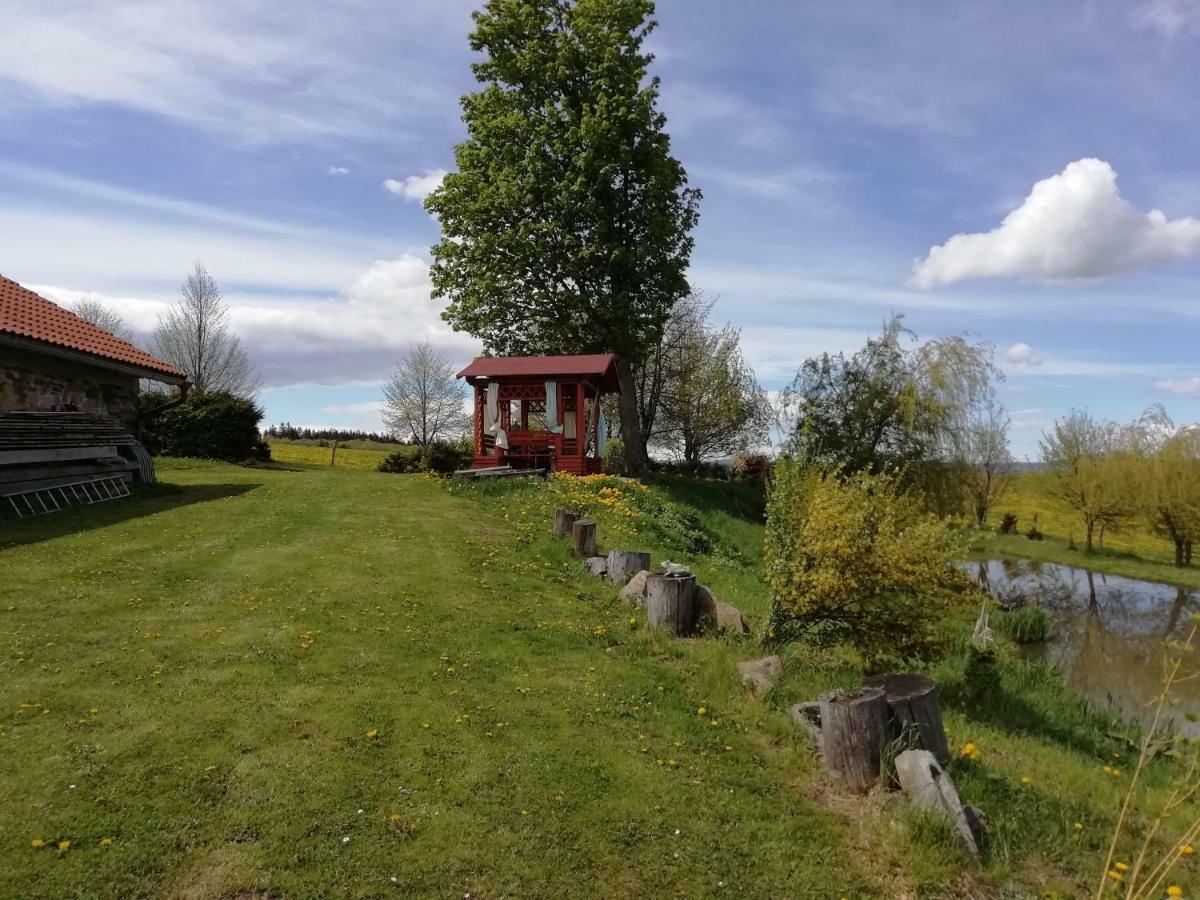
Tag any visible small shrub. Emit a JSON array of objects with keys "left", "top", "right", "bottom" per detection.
[
  {"left": 960, "top": 645, "right": 1002, "bottom": 702},
  {"left": 995, "top": 605, "right": 1051, "bottom": 643},
  {"left": 763, "top": 459, "right": 976, "bottom": 661},
  {"left": 602, "top": 438, "right": 628, "bottom": 475},
  {"left": 422, "top": 439, "right": 472, "bottom": 475},
  {"left": 997, "top": 512, "right": 1019, "bottom": 535},
  {"left": 731, "top": 452, "right": 773, "bottom": 480},
  {"left": 1026, "top": 524, "right": 1044, "bottom": 541},
  {"left": 379, "top": 449, "right": 422, "bottom": 473},
  {"left": 140, "top": 391, "right": 268, "bottom": 462}
]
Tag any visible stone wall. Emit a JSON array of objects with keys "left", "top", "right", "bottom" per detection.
[{"left": 0, "top": 345, "right": 140, "bottom": 426}]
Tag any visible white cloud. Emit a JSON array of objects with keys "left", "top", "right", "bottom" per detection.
[
  {"left": 911, "top": 158, "right": 1200, "bottom": 288},
  {"left": 1137, "top": 0, "right": 1200, "bottom": 37},
  {"left": 383, "top": 169, "right": 448, "bottom": 202},
  {"left": 327, "top": 165, "right": 350, "bottom": 176},
  {"left": 1004, "top": 342, "right": 1042, "bottom": 366},
  {"left": 1155, "top": 377, "right": 1200, "bottom": 397}
]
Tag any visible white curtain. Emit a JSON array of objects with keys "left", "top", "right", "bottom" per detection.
[
  {"left": 597, "top": 410, "right": 608, "bottom": 456},
  {"left": 484, "top": 382, "right": 507, "bottom": 453},
  {"left": 544, "top": 381, "right": 563, "bottom": 433}
]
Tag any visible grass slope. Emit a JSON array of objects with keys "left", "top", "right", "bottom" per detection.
[
  {"left": 974, "top": 472, "right": 1200, "bottom": 589},
  {"left": 1, "top": 462, "right": 871, "bottom": 899},
  {"left": 267, "top": 438, "right": 396, "bottom": 471}
]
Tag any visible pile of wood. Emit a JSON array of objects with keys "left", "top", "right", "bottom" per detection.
[{"left": 0, "top": 412, "right": 153, "bottom": 504}]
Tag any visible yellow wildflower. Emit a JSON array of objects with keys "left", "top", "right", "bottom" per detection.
[
  {"left": 698, "top": 707, "right": 707, "bottom": 716},
  {"left": 366, "top": 729, "right": 379, "bottom": 739},
  {"left": 203, "top": 765, "right": 217, "bottom": 773},
  {"left": 99, "top": 837, "right": 113, "bottom": 846},
  {"left": 30, "top": 839, "right": 44, "bottom": 848},
  {"left": 1167, "top": 887, "right": 1183, "bottom": 898},
  {"left": 1115, "top": 862, "right": 1128, "bottom": 871},
  {"left": 1021, "top": 776, "right": 1031, "bottom": 784},
  {"left": 57, "top": 840, "right": 70, "bottom": 852},
  {"left": 1182, "top": 844, "right": 1195, "bottom": 856},
  {"left": 1107, "top": 870, "right": 1123, "bottom": 882},
  {"left": 1074, "top": 822, "right": 1084, "bottom": 831}
]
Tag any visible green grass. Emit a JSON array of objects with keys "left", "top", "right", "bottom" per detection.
[
  {"left": 3, "top": 462, "right": 1198, "bottom": 898},
  {"left": 0, "top": 461, "right": 876, "bottom": 899},
  {"left": 973, "top": 471, "right": 1200, "bottom": 590},
  {"left": 267, "top": 438, "right": 400, "bottom": 471}
]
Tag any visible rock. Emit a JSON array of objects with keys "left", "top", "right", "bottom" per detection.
[
  {"left": 696, "top": 586, "right": 750, "bottom": 636},
  {"left": 585, "top": 556, "right": 607, "bottom": 577},
  {"left": 894, "top": 749, "right": 979, "bottom": 857},
  {"left": 738, "top": 655, "right": 782, "bottom": 696},
  {"left": 620, "top": 570, "right": 651, "bottom": 604}
]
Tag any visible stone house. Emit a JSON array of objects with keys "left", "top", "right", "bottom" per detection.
[{"left": 0, "top": 275, "right": 186, "bottom": 425}]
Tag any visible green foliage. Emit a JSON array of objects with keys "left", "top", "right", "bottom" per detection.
[
  {"left": 764, "top": 458, "right": 975, "bottom": 661},
  {"left": 378, "top": 448, "right": 424, "bottom": 473},
  {"left": 422, "top": 438, "right": 473, "bottom": 475},
  {"left": 997, "top": 512, "right": 1019, "bottom": 535},
  {"left": 139, "top": 390, "right": 267, "bottom": 462},
  {"left": 426, "top": 0, "right": 700, "bottom": 367},
  {"left": 995, "top": 605, "right": 1051, "bottom": 643},
  {"left": 778, "top": 315, "right": 999, "bottom": 477},
  {"left": 602, "top": 438, "right": 629, "bottom": 475}
]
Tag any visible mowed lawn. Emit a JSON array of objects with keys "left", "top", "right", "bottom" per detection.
[{"left": 0, "top": 461, "right": 874, "bottom": 899}]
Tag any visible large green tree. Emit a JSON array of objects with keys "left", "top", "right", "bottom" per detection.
[{"left": 426, "top": 0, "right": 701, "bottom": 478}]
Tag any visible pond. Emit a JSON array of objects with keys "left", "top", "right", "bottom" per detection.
[{"left": 972, "top": 559, "right": 1200, "bottom": 732}]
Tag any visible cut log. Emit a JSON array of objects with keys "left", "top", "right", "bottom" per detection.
[
  {"left": 819, "top": 686, "right": 890, "bottom": 794},
  {"left": 606, "top": 551, "right": 651, "bottom": 586},
  {"left": 553, "top": 507, "right": 581, "bottom": 538},
  {"left": 864, "top": 673, "right": 950, "bottom": 764},
  {"left": 571, "top": 520, "right": 597, "bottom": 557},
  {"left": 894, "top": 749, "right": 979, "bottom": 857},
  {"left": 644, "top": 573, "right": 696, "bottom": 635}
]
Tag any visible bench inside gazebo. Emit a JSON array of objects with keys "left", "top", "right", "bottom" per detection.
[{"left": 456, "top": 354, "right": 619, "bottom": 476}]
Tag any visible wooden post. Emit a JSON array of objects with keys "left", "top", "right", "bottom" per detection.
[
  {"left": 644, "top": 574, "right": 696, "bottom": 635},
  {"left": 572, "top": 520, "right": 597, "bottom": 557},
  {"left": 607, "top": 551, "right": 650, "bottom": 586},
  {"left": 330, "top": 440, "right": 338, "bottom": 468},
  {"left": 863, "top": 673, "right": 950, "bottom": 764},
  {"left": 554, "top": 508, "right": 581, "bottom": 538},
  {"left": 819, "top": 686, "right": 890, "bottom": 794}
]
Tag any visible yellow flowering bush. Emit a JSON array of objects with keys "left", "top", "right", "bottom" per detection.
[{"left": 764, "top": 460, "right": 975, "bottom": 660}]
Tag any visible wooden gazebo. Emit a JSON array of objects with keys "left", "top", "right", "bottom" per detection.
[{"left": 457, "top": 354, "right": 620, "bottom": 475}]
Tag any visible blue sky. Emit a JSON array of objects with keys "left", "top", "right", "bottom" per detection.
[{"left": 2, "top": 0, "right": 1200, "bottom": 457}]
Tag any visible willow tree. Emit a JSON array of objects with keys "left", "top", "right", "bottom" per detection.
[{"left": 426, "top": 0, "right": 701, "bottom": 478}]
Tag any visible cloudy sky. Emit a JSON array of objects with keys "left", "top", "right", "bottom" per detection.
[{"left": 3, "top": 0, "right": 1200, "bottom": 456}]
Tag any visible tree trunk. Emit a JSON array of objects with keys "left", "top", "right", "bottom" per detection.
[
  {"left": 607, "top": 550, "right": 650, "bottom": 586},
  {"left": 1176, "top": 539, "right": 1185, "bottom": 568},
  {"left": 554, "top": 508, "right": 580, "bottom": 538},
  {"left": 1187, "top": 541, "right": 1193, "bottom": 567},
  {"left": 614, "top": 356, "right": 650, "bottom": 480},
  {"left": 1085, "top": 520, "right": 1095, "bottom": 554},
  {"left": 819, "top": 687, "right": 890, "bottom": 794},
  {"left": 863, "top": 673, "right": 950, "bottom": 765},
  {"left": 644, "top": 573, "right": 696, "bottom": 636},
  {"left": 571, "top": 520, "right": 597, "bottom": 557}
]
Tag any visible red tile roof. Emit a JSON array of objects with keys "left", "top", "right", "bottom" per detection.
[
  {"left": 0, "top": 275, "right": 185, "bottom": 381},
  {"left": 458, "top": 353, "right": 619, "bottom": 390}
]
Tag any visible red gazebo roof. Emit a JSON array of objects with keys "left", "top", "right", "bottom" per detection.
[
  {"left": 0, "top": 274, "right": 186, "bottom": 382},
  {"left": 457, "top": 353, "right": 619, "bottom": 391}
]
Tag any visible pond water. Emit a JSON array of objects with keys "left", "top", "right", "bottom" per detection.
[{"left": 971, "top": 559, "right": 1200, "bottom": 731}]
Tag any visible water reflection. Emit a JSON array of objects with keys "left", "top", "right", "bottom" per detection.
[{"left": 974, "top": 559, "right": 1200, "bottom": 732}]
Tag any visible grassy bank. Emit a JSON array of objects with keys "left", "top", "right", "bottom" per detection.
[
  {"left": 972, "top": 472, "right": 1200, "bottom": 590},
  {"left": 2, "top": 463, "right": 1196, "bottom": 897},
  {"left": 267, "top": 438, "right": 398, "bottom": 471}
]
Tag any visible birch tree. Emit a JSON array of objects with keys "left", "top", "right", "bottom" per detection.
[{"left": 382, "top": 340, "right": 468, "bottom": 445}]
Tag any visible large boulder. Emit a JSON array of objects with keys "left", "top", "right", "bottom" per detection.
[
  {"left": 738, "top": 655, "right": 782, "bottom": 696},
  {"left": 894, "top": 749, "right": 980, "bottom": 857},
  {"left": 585, "top": 556, "right": 607, "bottom": 578},
  {"left": 695, "top": 586, "right": 749, "bottom": 636},
  {"left": 620, "top": 570, "right": 651, "bottom": 605}
]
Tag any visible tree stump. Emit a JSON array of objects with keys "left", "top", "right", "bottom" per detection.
[
  {"left": 572, "top": 520, "right": 597, "bottom": 557},
  {"left": 864, "top": 673, "right": 950, "bottom": 764},
  {"left": 819, "top": 686, "right": 890, "bottom": 794},
  {"left": 644, "top": 573, "right": 696, "bottom": 635},
  {"left": 553, "top": 508, "right": 581, "bottom": 538},
  {"left": 606, "top": 551, "right": 650, "bottom": 586}
]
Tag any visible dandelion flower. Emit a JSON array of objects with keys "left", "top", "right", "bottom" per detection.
[
  {"left": 1021, "top": 776, "right": 1031, "bottom": 784},
  {"left": 698, "top": 707, "right": 707, "bottom": 716},
  {"left": 1115, "top": 862, "right": 1128, "bottom": 872},
  {"left": 99, "top": 837, "right": 113, "bottom": 846},
  {"left": 203, "top": 765, "right": 217, "bottom": 773},
  {"left": 366, "top": 729, "right": 379, "bottom": 739},
  {"left": 1182, "top": 844, "right": 1195, "bottom": 856},
  {"left": 57, "top": 840, "right": 70, "bottom": 852},
  {"left": 1107, "top": 870, "right": 1123, "bottom": 882},
  {"left": 30, "top": 839, "right": 44, "bottom": 848},
  {"left": 1167, "top": 887, "right": 1183, "bottom": 897},
  {"left": 1074, "top": 822, "right": 1084, "bottom": 831}
]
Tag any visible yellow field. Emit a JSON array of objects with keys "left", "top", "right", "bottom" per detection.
[
  {"left": 993, "top": 470, "right": 1176, "bottom": 564},
  {"left": 267, "top": 439, "right": 397, "bottom": 471}
]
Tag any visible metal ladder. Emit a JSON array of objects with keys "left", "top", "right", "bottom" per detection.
[{"left": 3, "top": 476, "right": 131, "bottom": 519}]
